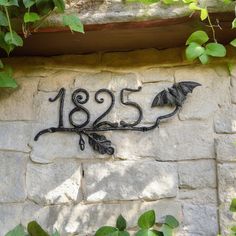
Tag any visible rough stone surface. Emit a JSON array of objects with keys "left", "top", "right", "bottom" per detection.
[
  {"left": 178, "top": 189, "right": 217, "bottom": 204},
  {"left": 215, "top": 135, "right": 236, "bottom": 162},
  {"left": 83, "top": 161, "right": 178, "bottom": 201},
  {"left": 0, "top": 122, "right": 31, "bottom": 152},
  {"left": 22, "top": 200, "right": 182, "bottom": 235},
  {"left": 0, "top": 152, "right": 27, "bottom": 203},
  {"left": 0, "top": 53, "right": 235, "bottom": 236},
  {"left": 26, "top": 160, "right": 82, "bottom": 204},
  {"left": 181, "top": 203, "right": 218, "bottom": 236},
  {"left": 175, "top": 66, "right": 230, "bottom": 120},
  {"left": 214, "top": 105, "right": 236, "bottom": 134},
  {"left": 0, "top": 77, "right": 39, "bottom": 121},
  {"left": 218, "top": 163, "right": 236, "bottom": 203},
  {"left": 178, "top": 160, "right": 216, "bottom": 189},
  {"left": 112, "top": 121, "right": 214, "bottom": 160},
  {"left": 0, "top": 204, "right": 23, "bottom": 236}
]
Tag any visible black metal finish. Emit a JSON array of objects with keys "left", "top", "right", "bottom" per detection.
[{"left": 34, "top": 81, "right": 201, "bottom": 155}]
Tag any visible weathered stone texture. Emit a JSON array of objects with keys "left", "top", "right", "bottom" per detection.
[
  {"left": 0, "top": 77, "right": 39, "bottom": 120},
  {"left": 0, "top": 204, "right": 23, "bottom": 236},
  {"left": 215, "top": 135, "right": 236, "bottom": 162},
  {"left": 22, "top": 200, "right": 182, "bottom": 235},
  {"left": 0, "top": 122, "right": 31, "bottom": 152},
  {"left": 178, "top": 160, "right": 216, "bottom": 189},
  {"left": 0, "top": 54, "right": 235, "bottom": 236},
  {"left": 0, "top": 152, "right": 27, "bottom": 203},
  {"left": 26, "top": 160, "right": 82, "bottom": 204},
  {"left": 83, "top": 161, "right": 178, "bottom": 202},
  {"left": 214, "top": 105, "right": 236, "bottom": 134},
  {"left": 112, "top": 121, "right": 214, "bottom": 160},
  {"left": 175, "top": 66, "right": 230, "bottom": 120},
  {"left": 180, "top": 203, "right": 218, "bottom": 236}
]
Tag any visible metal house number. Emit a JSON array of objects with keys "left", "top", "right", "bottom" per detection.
[{"left": 34, "top": 81, "right": 201, "bottom": 155}]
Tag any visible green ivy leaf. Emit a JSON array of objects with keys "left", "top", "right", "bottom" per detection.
[
  {"left": 36, "top": 0, "right": 54, "bottom": 15},
  {"left": 136, "top": 229, "right": 163, "bottom": 236},
  {"left": 0, "top": 0, "right": 18, "bottom": 6},
  {"left": 186, "top": 30, "right": 209, "bottom": 45},
  {"left": 188, "top": 2, "right": 201, "bottom": 10},
  {"left": 0, "top": 31, "right": 14, "bottom": 55},
  {"left": 116, "top": 215, "right": 127, "bottom": 231},
  {"left": 118, "top": 231, "right": 130, "bottom": 236},
  {"left": 51, "top": 230, "right": 60, "bottom": 236},
  {"left": 4, "top": 31, "right": 23, "bottom": 47},
  {"left": 53, "top": 0, "right": 65, "bottom": 12},
  {"left": 200, "top": 8, "right": 208, "bottom": 21},
  {"left": 162, "top": 0, "right": 178, "bottom": 4},
  {"left": 164, "top": 216, "right": 179, "bottom": 229},
  {"left": 0, "top": 10, "right": 8, "bottom": 26},
  {"left": 138, "top": 210, "right": 155, "bottom": 229},
  {"left": 232, "top": 18, "right": 236, "bottom": 29},
  {"left": 23, "top": 0, "right": 35, "bottom": 8},
  {"left": 24, "top": 12, "right": 40, "bottom": 23},
  {"left": 230, "top": 199, "right": 236, "bottom": 212},
  {"left": 231, "top": 226, "right": 236, "bottom": 232},
  {"left": 161, "top": 224, "right": 173, "bottom": 236},
  {"left": 185, "top": 42, "right": 205, "bottom": 60},
  {"left": 199, "top": 52, "right": 209, "bottom": 64},
  {"left": 95, "top": 226, "right": 118, "bottom": 236},
  {"left": 182, "top": 0, "right": 197, "bottom": 3},
  {"left": 230, "top": 38, "right": 236, "bottom": 47},
  {"left": 205, "top": 43, "right": 226, "bottom": 57},
  {"left": 27, "top": 221, "right": 50, "bottom": 236},
  {"left": 5, "top": 224, "right": 25, "bottom": 236},
  {"left": 62, "top": 15, "right": 84, "bottom": 33}
]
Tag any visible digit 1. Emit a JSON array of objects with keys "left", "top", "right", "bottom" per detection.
[{"left": 49, "top": 88, "right": 66, "bottom": 128}]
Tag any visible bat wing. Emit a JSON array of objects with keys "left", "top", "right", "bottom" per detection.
[
  {"left": 178, "top": 81, "right": 201, "bottom": 96},
  {"left": 152, "top": 81, "right": 201, "bottom": 107},
  {"left": 151, "top": 90, "right": 176, "bottom": 107}
]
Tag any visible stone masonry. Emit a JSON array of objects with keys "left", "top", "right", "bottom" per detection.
[{"left": 0, "top": 48, "right": 236, "bottom": 236}]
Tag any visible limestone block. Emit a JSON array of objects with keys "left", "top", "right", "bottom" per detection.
[
  {"left": 0, "top": 77, "right": 39, "bottom": 120},
  {"left": 175, "top": 66, "right": 230, "bottom": 120},
  {"left": 215, "top": 135, "right": 236, "bottom": 162},
  {"left": 178, "top": 160, "right": 216, "bottom": 189},
  {"left": 231, "top": 76, "right": 236, "bottom": 104},
  {"left": 26, "top": 160, "right": 82, "bottom": 204},
  {"left": 178, "top": 189, "right": 217, "bottom": 204},
  {"left": 112, "top": 121, "right": 214, "bottom": 161},
  {"left": 214, "top": 105, "right": 236, "bottom": 134},
  {"left": 0, "top": 152, "right": 27, "bottom": 203},
  {"left": 140, "top": 67, "right": 174, "bottom": 83},
  {"left": 218, "top": 163, "right": 236, "bottom": 203},
  {"left": 181, "top": 203, "right": 218, "bottom": 236},
  {"left": 0, "top": 203, "right": 23, "bottom": 236},
  {"left": 22, "top": 200, "right": 182, "bottom": 235},
  {"left": 83, "top": 161, "right": 178, "bottom": 202},
  {"left": 0, "top": 122, "right": 31, "bottom": 152},
  {"left": 39, "top": 70, "right": 78, "bottom": 92}
]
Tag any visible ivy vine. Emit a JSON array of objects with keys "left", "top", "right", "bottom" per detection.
[
  {"left": 0, "top": 0, "right": 235, "bottom": 89},
  {"left": 0, "top": 0, "right": 83, "bottom": 88},
  {"left": 128, "top": 0, "right": 236, "bottom": 64}
]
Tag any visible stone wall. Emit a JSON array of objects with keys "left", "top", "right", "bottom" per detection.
[{"left": 0, "top": 48, "right": 236, "bottom": 236}]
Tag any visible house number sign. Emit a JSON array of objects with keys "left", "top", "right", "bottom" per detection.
[{"left": 34, "top": 81, "right": 201, "bottom": 155}]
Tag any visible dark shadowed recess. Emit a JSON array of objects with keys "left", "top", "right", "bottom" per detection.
[{"left": 2, "top": 12, "right": 236, "bottom": 56}]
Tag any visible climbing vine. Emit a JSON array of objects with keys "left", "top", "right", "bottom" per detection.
[
  {"left": 0, "top": 0, "right": 84, "bottom": 88},
  {"left": 128, "top": 0, "right": 236, "bottom": 64},
  {"left": 0, "top": 0, "right": 235, "bottom": 88}
]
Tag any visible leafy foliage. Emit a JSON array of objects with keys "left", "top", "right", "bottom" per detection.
[
  {"left": 0, "top": 0, "right": 84, "bottom": 88},
  {"left": 95, "top": 210, "right": 179, "bottom": 236}
]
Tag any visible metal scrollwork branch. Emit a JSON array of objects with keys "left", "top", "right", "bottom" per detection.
[{"left": 34, "top": 81, "right": 201, "bottom": 155}]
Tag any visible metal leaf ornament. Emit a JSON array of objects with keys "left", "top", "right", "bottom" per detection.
[
  {"left": 151, "top": 81, "right": 201, "bottom": 107},
  {"left": 88, "top": 133, "right": 114, "bottom": 155}
]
